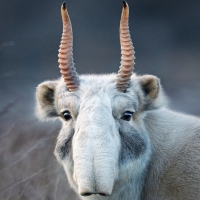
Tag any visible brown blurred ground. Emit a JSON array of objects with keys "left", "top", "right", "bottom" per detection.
[{"left": 0, "top": 0, "right": 200, "bottom": 199}]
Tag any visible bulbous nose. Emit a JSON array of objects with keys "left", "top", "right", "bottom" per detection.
[
  {"left": 74, "top": 170, "right": 114, "bottom": 197},
  {"left": 76, "top": 178, "right": 112, "bottom": 197},
  {"left": 73, "top": 107, "right": 119, "bottom": 198}
]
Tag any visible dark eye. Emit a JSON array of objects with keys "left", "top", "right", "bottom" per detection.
[
  {"left": 121, "top": 111, "right": 134, "bottom": 121},
  {"left": 62, "top": 111, "right": 72, "bottom": 121}
]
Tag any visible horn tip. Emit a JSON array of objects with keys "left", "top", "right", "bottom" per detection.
[
  {"left": 122, "top": 1, "right": 127, "bottom": 8},
  {"left": 62, "top": 1, "right": 66, "bottom": 9}
]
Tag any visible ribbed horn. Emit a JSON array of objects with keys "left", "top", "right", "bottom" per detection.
[
  {"left": 116, "top": 1, "right": 135, "bottom": 92},
  {"left": 58, "top": 2, "right": 79, "bottom": 92}
]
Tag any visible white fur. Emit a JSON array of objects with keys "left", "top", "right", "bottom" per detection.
[{"left": 35, "top": 73, "right": 200, "bottom": 200}]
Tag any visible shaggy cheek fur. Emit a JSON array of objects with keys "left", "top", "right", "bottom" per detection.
[
  {"left": 54, "top": 127, "right": 74, "bottom": 161},
  {"left": 119, "top": 126, "right": 147, "bottom": 166}
]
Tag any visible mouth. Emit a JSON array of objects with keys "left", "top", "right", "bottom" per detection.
[{"left": 81, "top": 192, "right": 110, "bottom": 197}]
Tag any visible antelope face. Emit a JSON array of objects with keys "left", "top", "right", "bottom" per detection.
[{"left": 36, "top": 74, "right": 163, "bottom": 196}]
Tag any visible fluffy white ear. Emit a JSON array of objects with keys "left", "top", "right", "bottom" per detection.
[
  {"left": 138, "top": 75, "right": 166, "bottom": 110},
  {"left": 35, "top": 80, "right": 59, "bottom": 120}
]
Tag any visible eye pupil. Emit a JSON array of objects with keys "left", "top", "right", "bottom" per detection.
[
  {"left": 121, "top": 111, "right": 133, "bottom": 121},
  {"left": 63, "top": 111, "right": 71, "bottom": 121}
]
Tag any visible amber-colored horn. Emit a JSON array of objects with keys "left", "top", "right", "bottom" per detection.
[
  {"left": 58, "top": 2, "right": 79, "bottom": 92},
  {"left": 116, "top": 1, "right": 135, "bottom": 92}
]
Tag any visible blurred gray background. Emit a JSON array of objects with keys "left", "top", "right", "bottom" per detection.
[{"left": 0, "top": 0, "right": 200, "bottom": 199}]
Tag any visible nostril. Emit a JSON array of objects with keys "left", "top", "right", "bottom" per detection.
[
  {"left": 80, "top": 192, "right": 109, "bottom": 196},
  {"left": 99, "top": 193, "right": 109, "bottom": 196},
  {"left": 80, "top": 193, "right": 93, "bottom": 196}
]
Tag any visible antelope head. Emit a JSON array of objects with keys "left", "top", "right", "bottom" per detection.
[{"left": 36, "top": 1, "right": 165, "bottom": 197}]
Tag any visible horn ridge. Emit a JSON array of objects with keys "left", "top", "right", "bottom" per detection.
[
  {"left": 116, "top": 1, "right": 135, "bottom": 92},
  {"left": 58, "top": 2, "right": 79, "bottom": 92}
]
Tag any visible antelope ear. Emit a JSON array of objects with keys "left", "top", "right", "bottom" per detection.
[
  {"left": 139, "top": 75, "right": 160, "bottom": 99},
  {"left": 138, "top": 75, "right": 165, "bottom": 109},
  {"left": 35, "top": 80, "right": 59, "bottom": 120}
]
